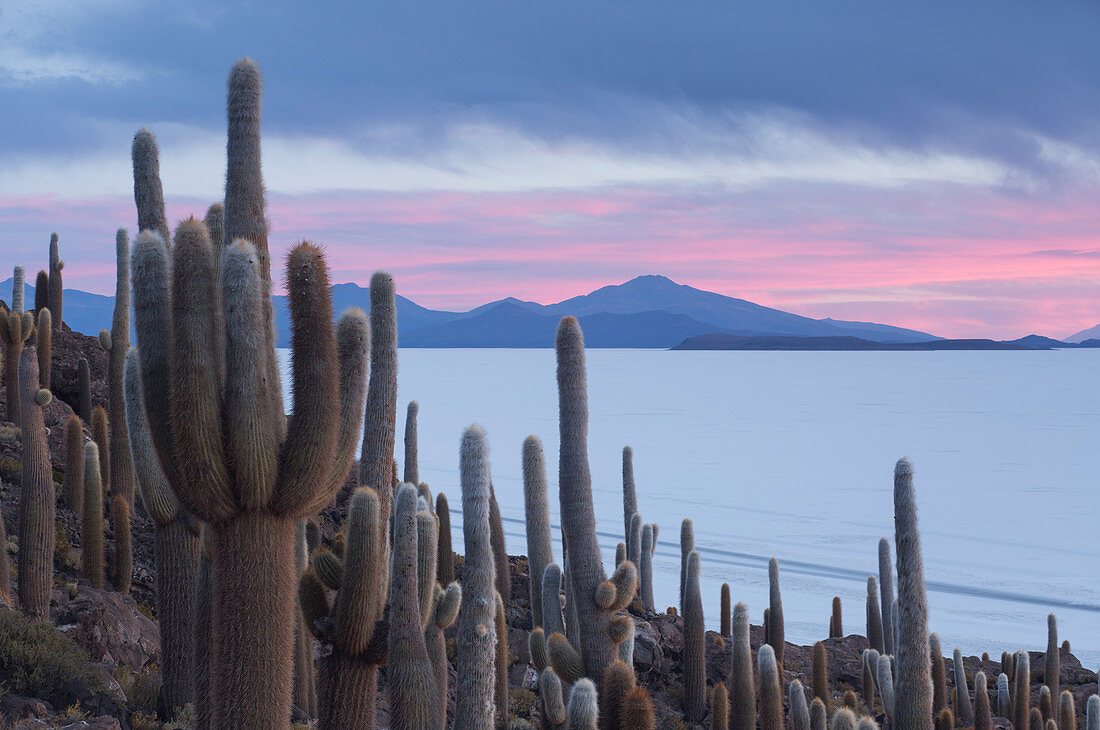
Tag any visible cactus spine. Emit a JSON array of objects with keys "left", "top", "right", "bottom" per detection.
[
  {"left": 640, "top": 522, "right": 655, "bottom": 612},
  {"left": 1045, "top": 613, "right": 1059, "bottom": 701},
  {"left": 728, "top": 602, "right": 755, "bottom": 730},
  {"left": 892, "top": 458, "right": 933, "bottom": 730},
  {"left": 404, "top": 401, "right": 419, "bottom": 484},
  {"left": 683, "top": 550, "right": 706, "bottom": 722},
  {"left": 1014, "top": 650, "right": 1031, "bottom": 730},
  {"left": 124, "top": 349, "right": 200, "bottom": 718},
  {"left": 48, "top": 233, "right": 63, "bottom": 328},
  {"left": 767, "top": 557, "right": 785, "bottom": 666},
  {"left": 830, "top": 596, "right": 843, "bottom": 638},
  {"left": 974, "top": 671, "right": 991, "bottom": 730},
  {"left": 454, "top": 424, "right": 497, "bottom": 730},
  {"left": 866, "top": 576, "right": 884, "bottom": 653},
  {"left": 720, "top": 582, "right": 731, "bottom": 637},
  {"left": 103, "top": 229, "right": 135, "bottom": 507},
  {"left": 878, "top": 537, "right": 895, "bottom": 655},
  {"left": 523, "top": 435, "right": 553, "bottom": 629},
  {"left": 790, "top": 680, "right": 810, "bottom": 730},
  {"left": 622, "top": 446, "right": 637, "bottom": 543},
  {"left": 758, "top": 643, "right": 783, "bottom": 730},
  {"left": 953, "top": 647, "right": 973, "bottom": 725},
  {"left": 2, "top": 273, "right": 33, "bottom": 423},
  {"left": 131, "top": 128, "right": 170, "bottom": 243},
  {"left": 82, "top": 441, "right": 105, "bottom": 589},
  {"left": 16, "top": 347, "right": 54, "bottom": 620}
]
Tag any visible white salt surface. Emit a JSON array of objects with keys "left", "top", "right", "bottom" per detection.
[{"left": 279, "top": 347, "right": 1100, "bottom": 669}]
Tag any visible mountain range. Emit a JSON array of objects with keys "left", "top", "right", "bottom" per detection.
[{"left": 2, "top": 273, "right": 1095, "bottom": 349}]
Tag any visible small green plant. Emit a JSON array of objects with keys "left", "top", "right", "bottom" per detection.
[
  {"left": 53, "top": 520, "right": 71, "bottom": 563},
  {"left": 115, "top": 663, "right": 162, "bottom": 712},
  {"left": 0, "top": 458, "right": 20, "bottom": 482},
  {"left": 509, "top": 688, "right": 538, "bottom": 719},
  {"left": 0, "top": 609, "right": 104, "bottom": 700}
]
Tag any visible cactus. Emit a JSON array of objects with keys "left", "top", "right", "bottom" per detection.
[
  {"left": 862, "top": 649, "right": 879, "bottom": 710},
  {"left": 877, "top": 653, "right": 896, "bottom": 724},
  {"left": 974, "top": 671, "right": 991, "bottom": 730},
  {"left": 495, "top": 591, "right": 510, "bottom": 722},
  {"left": 0, "top": 487, "right": 9, "bottom": 606},
  {"left": 35, "top": 308, "right": 50, "bottom": 390},
  {"left": 627, "top": 513, "right": 641, "bottom": 567},
  {"left": 716, "top": 582, "right": 730, "bottom": 637},
  {"left": 679, "top": 518, "right": 693, "bottom": 605},
  {"left": 82, "top": 441, "right": 105, "bottom": 589},
  {"left": 489, "top": 485, "right": 512, "bottom": 603},
  {"left": 523, "top": 435, "right": 553, "bottom": 629},
  {"left": 615, "top": 542, "right": 625, "bottom": 566},
  {"left": 454, "top": 424, "right": 498, "bottom": 730},
  {"left": 554, "top": 317, "right": 637, "bottom": 685},
  {"left": 711, "top": 683, "right": 730, "bottom": 730},
  {"left": 799, "top": 699, "right": 822, "bottom": 730},
  {"left": 831, "top": 709, "right": 858, "bottom": 730},
  {"left": 767, "top": 557, "right": 784, "bottom": 666},
  {"left": 131, "top": 128, "right": 169, "bottom": 242},
  {"left": 640, "top": 523, "right": 655, "bottom": 612},
  {"left": 110, "top": 495, "right": 131, "bottom": 594},
  {"left": 893, "top": 458, "right": 933, "bottom": 730},
  {"left": 99, "top": 229, "right": 135, "bottom": 507},
  {"left": 437, "top": 492, "right": 455, "bottom": 586},
  {"left": 124, "top": 349, "right": 200, "bottom": 717},
  {"left": 790, "top": 680, "right": 810, "bottom": 730},
  {"left": 857, "top": 719, "right": 880, "bottom": 730},
  {"left": 77, "top": 358, "right": 91, "bottom": 422},
  {"left": 34, "top": 270, "right": 48, "bottom": 313},
  {"left": 997, "top": 673, "right": 1011, "bottom": 718},
  {"left": 1045, "top": 614, "right": 1059, "bottom": 701},
  {"left": 16, "top": 347, "right": 54, "bottom": 620},
  {"left": 1, "top": 281, "right": 33, "bottom": 423},
  {"left": 1086, "top": 695, "right": 1098, "bottom": 730},
  {"left": 866, "top": 576, "right": 884, "bottom": 653},
  {"left": 62, "top": 415, "right": 85, "bottom": 516},
  {"left": 1040, "top": 685, "right": 1051, "bottom": 719},
  {"left": 878, "top": 537, "right": 895, "bottom": 655},
  {"left": 1059, "top": 690, "right": 1076, "bottom": 730},
  {"left": 360, "top": 270, "right": 398, "bottom": 520},
  {"left": 195, "top": 528, "right": 213, "bottom": 729},
  {"left": 601, "top": 659, "right": 635, "bottom": 730},
  {"left": 953, "top": 647, "right": 973, "bottom": 724},
  {"left": 403, "top": 401, "right": 419, "bottom": 484},
  {"left": 929, "top": 632, "right": 946, "bottom": 714},
  {"left": 727, "top": 602, "right": 755, "bottom": 730},
  {"left": 621, "top": 686, "right": 656, "bottom": 730},
  {"left": 540, "top": 669, "right": 567, "bottom": 730},
  {"left": 91, "top": 405, "right": 109, "bottom": 501},
  {"left": 682, "top": 550, "right": 706, "bottom": 722},
  {"left": 12, "top": 265, "right": 25, "bottom": 313},
  {"left": 1002, "top": 650, "right": 1016, "bottom": 683},
  {"left": 758, "top": 643, "right": 783, "bottom": 730},
  {"left": 567, "top": 679, "right": 598, "bottom": 730},
  {"left": 812, "top": 641, "right": 828, "bottom": 707},
  {"left": 622, "top": 446, "right": 637, "bottom": 545},
  {"left": 933, "top": 708, "right": 953, "bottom": 730},
  {"left": 542, "top": 563, "right": 568, "bottom": 639},
  {"left": 829, "top": 596, "right": 842, "bottom": 638},
  {"left": 1014, "top": 650, "right": 1031, "bottom": 730},
  {"left": 48, "top": 233, "right": 63, "bottom": 329},
  {"left": 1028, "top": 708, "right": 1043, "bottom": 730}
]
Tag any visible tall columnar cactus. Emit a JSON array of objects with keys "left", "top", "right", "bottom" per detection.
[
  {"left": 720, "top": 582, "right": 731, "bottom": 637},
  {"left": 679, "top": 518, "right": 693, "bottom": 605},
  {"left": 1045, "top": 614, "right": 1059, "bottom": 701},
  {"left": 893, "top": 458, "right": 933, "bottom": 730},
  {"left": 489, "top": 485, "right": 512, "bottom": 603},
  {"left": 953, "top": 647, "right": 973, "bottom": 725},
  {"left": 683, "top": 550, "right": 706, "bottom": 722},
  {"left": 12, "top": 265, "right": 24, "bottom": 313},
  {"left": 35, "top": 309, "right": 51, "bottom": 390},
  {"left": 195, "top": 528, "right": 213, "bottom": 729},
  {"left": 866, "top": 577, "right": 884, "bottom": 653},
  {"left": 997, "top": 673, "right": 1011, "bottom": 718},
  {"left": 1040, "top": 685, "right": 1052, "bottom": 720},
  {"left": 34, "top": 270, "right": 48, "bottom": 314},
  {"left": 539, "top": 669, "right": 567, "bottom": 730},
  {"left": 495, "top": 591, "right": 510, "bottom": 722},
  {"left": 82, "top": 441, "right": 105, "bottom": 589},
  {"left": 974, "top": 671, "right": 991, "bottom": 730},
  {"left": 437, "top": 492, "right": 454, "bottom": 586},
  {"left": 454, "top": 424, "right": 497, "bottom": 730},
  {"left": 1086, "top": 695, "right": 1098, "bottom": 730},
  {"left": 878, "top": 537, "right": 895, "bottom": 656},
  {"left": 132, "top": 128, "right": 169, "bottom": 243},
  {"left": 622, "top": 445, "right": 636, "bottom": 543},
  {"left": 554, "top": 317, "right": 638, "bottom": 685},
  {"left": 100, "top": 229, "right": 135, "bottom": 507},
  {"left": 621, "top": 686, "right": 656, "bottom": 730},
  {"left": 758, "top": 643, "right": 783, "bottom": 730},
  {"left": 404, "top": 401, "right": 419, "bottom": 484},
  {"left": 640, "top": 523, "right": 655, "bottom": 612},
  {"left": 877, "top": 653, "right": 896, "bottom": 724},
  {"left": 48, "top": 233, "right": 63, "bottom": 329},
  {"left": 627, "top": 513, "right": 641, "bottom": 566},
  {"left": 790, "top": 680, "right": 810, "bottom": 730},
  {"left": 124, "top": 349, "right": 200, "bottom": 718},
  {"left": 91, "top": 405, "right": 109, "bottom": 500},
  {"left": 862, "top": 649, "right": 879, "bottom": 710},
  {"left": 16, "top": 348, "right": 54, "bottom": 620},
  {"left": 77, "top": 358, "right": 91, "bottom": 422},
  {"left": 1014, "top": 650, "right": 1031, "bottom": 730},
  {"left": 767, "top": 557, "right": 785, "bottom": 666},
  {"left": 929, "top": 632, "right": 947, "bottom": 714},
  {"left": 810, "top": 699, "right": 827, "bottom": 730},
  {"left": 523, "top": 434, "right": 553, "bottom": 629},
  {"left": 1059, "top": 691, "right": 1076, "bottom": 730},
  {"left": 711, "top": 683, "right": 730, "bottom": 730},
  {"left": 541, "top": 563, "right": 567, "bottom": 639},
  {"left": 567, "top": 679, "right": 599, "bottom": 730},
  {"left": 812, "top": 641, "right": 829, "bottom": 707},
  {"left": 360, "top": 270, "right": 398, "bottom": 522},
  {"left": 1, "top": 281, "right": 33, "bottom": 423},
  {"left": 830, "top": 596, "right": 843, "bottom": 638},
  {"left": 728, "top": 602, "right": 755, "bottom": 730},
  {"left": 111, "top": 495, "right": 132, "bottom": 594}
]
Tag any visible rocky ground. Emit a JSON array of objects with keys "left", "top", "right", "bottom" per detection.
[{"left": 0, "top": 325, "right": 1096, "bottom": 728}]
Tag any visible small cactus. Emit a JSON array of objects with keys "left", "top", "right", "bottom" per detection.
[
  {"left": 542, "top": 563, "right": 567, "bottom": 639},
  {"left": 523, "top": 436, "right": 553, "bottom": 630},
  {"left": 877, "top": 653, "right": 896, "bottom": 724},
  {"left": 831, "top": 709, "right": 858, "bottom": 730},
  {"left": 812, "top": 641, "right": 829, "bottom": 708},
  {"left": 682, "top": 550, "right": 706, "bottom": 722},
  {"left": 34, "top": 271, "right": 47, "bottom": 314},
  {"left": 758, "top": 643, "right": 783, "bottom": 730},
  {"left": 12, "top": 265, "right": 25, "bottom": 313},
  {"left": 1, "top": 282, "right": 34, "bottom": 423},
  {"left": 1014, "top": 650, "right": 1031, "bottom": 730},
  {"left": 862, "top": 649, "right": 879, "bottom": 710},
  {"left": 728, "top": 602, "right": 755, "bottom": 730},
  {"left": 1085, "top": 695, "right": 1098, "bottom": 730},
  {"left": 620, "top": 686, "right": 656, "bottom": 730},
  {"left": 82, "top": 441, "right": 104, "bottom": 589},
  {"left": 437, "top": 492, "right": 454, "bottom": 586},
  {"left": 974, "top": 671, "right": 991, "bottom": 730},
  {"left": 489, "top": 485, "right": 511, "bottom": 604},
  {"left": 1045, "top": 614, "right": 1060, "bottom": 701},
  {"left": 810, "top": 699, "right": 827, "bottom": 730},
  {"left": 35, "top": 308, "right": 51, "bottom": 390},
  {"left": 680, "top": 518, "right": 694, "bottom": 606},
  {"left": 105, "top": 229, "right": 135, "bottom": 507},
  {"left": 91, "top": 405, "right": 109, "bottom": 501},
  {"left": 403, "top": 401, "right": 419, "bottom": 484},
  {"left": 720, "top": 583, "right": 731, "bottom": 637},
  {"left": 865, "top": 576, "right": 884, "bottom": 654},
  {"left": 893, "top": 458, "right": 932, "bottom": 730},
  {"left": 16, "top": 347, "right": 54, "bottom": 620},
  {"left": 601, "top": 659, "right": 635, "bottom": 730},
  {"left": 566, "top": 679, "right": 598, "bottom": 730},
  {"left": 131, "top": 128, "right": 170, "bottom": 242},
  {"left": 1059, "top": 690, "right": 1076, "bottom": 730},
  {"left": 829, "top": 596, "right": 842, "bottom": 638},
  {"left": 997, "top": 672, "right": 1011, "bottom": 719},
  {"left": 495, "top": 591, "right": 509, "bottom": 722},
  {"left": 64, "top": 415, "right": 84, "bottom": 515},
  {"left": 878, "top": 537, "right": 895, "bottom": 655},
  {"left": 622, "top": 446, "right": 637, "bottom": 546},
  {"left": 627, "top": 513, "right": 641, "bottom": 567},
  {"left": 48, "top": 233, "right": 63, "bottom": 329},
  {"left": 790, "top": 680, "right": 810, "bottom": 730},
  {"left": 929, "top": 632, "right": 947, "bottom": 714},
  {"left": 640, "top": 523, "right": 655, "bottom": 612},
  {"left": 953, "top": 647, "right": 973, "bottom": 725},
  {"left": 767, "top": 557, "right": 784, "bottom": 666},
  {"left": 539, "top": 669, "right": 567, "bottom": 730}
]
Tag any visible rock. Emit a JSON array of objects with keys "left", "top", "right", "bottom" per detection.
[
  {"left": 1, "top": 695, "right": 54, "bottom": 722},
  {"left": 54, "top": 585, "right": 159, "bottom": 670}
]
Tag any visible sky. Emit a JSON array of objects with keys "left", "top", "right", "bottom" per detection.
[{"left": 2, "top": 1, "right": 1100, "bottom": 339}]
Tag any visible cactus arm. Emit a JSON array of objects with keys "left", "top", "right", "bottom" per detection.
[
  {"left": 132, "top": 128, "right": 170, "bottom": 243},
  {"left": 82, "top": 441, "right": 105, "bottom": 590},
  {"left": 109, "top": 228, "right": 135, "bottom": 507},
  {"left": 359, "top": 271, "right": 398, "bottom": 519},
  {"left": 223, "top": 60, "right": 269, "bottom": 273},
  {"left": 416, "top": 508, "right": 439, "bottom": 629},
  {"left": 16, "top": 348, "right": 55, "bottom": 619},
  {"left": 403, "top": 401, "right": 419, "bottom": 485},
  {"left": 522, "top": 434, "right": 553, "bottom": 629},
  {"left": 171, "top": 222, "right": 236, "bottom": 520},
  {"left": 124, "top": 348, "right": 179, "bottom": 526},
  {"left": 893, "top": 458, "right": 933, "bottom": 730},
  {"left": 35, "top": 308, "right": 51, "bottom": 389},
  {"left": 333, "top": 488, "right": 386, "bottom": 655}
]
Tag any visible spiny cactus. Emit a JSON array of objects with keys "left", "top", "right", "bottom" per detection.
[
  {"left": 627, "top": 513, "right": 641, "bottom": 567},
  {"left": 454, "top": 424, "right": 498, "bottom": 730},
  {"left": 953, "top": 647, "right": 973, "bottom": 725},
  {"left": 1045, "top": 614, "right": 1060, "bottom": 701},
  {"left": 758, "top": 643, "right": 783, "bottom": 730},
  {"left": 601, "top": 659, "right": 635, "bottom": 730},
  {"left": 615, "top": 542, "right": 626, "bottom": 566},
  {"left": 857, "top": 718, "right": 880, "bottom": 730},
  {"left": 554, "top": 317, "right": 637, "bottom": 685},
  {"left": 974, "top": 671, "right": 991, "bottom": 730},
  {"left": 63, "top": 416, "right": 84, "bottom": 516},
  {"left": 82, "top": 441, "right": 104, "bottom": 590},
  {"left": 997, "top": 672, "right": 1011, "bottom": 718},
  {"left": 77, "top": 358, "right": 91, "bottom": 422},
  {"left": 11, "top": 265, "right": 24, "bottom": 313},
  {"left": 539, "top": 669, "right": 567, "bottom": 730},
  {"left": 489, "top": 485, "right": 512, "bottom": 603},
  {"left": 495, "top": 590, "right": 510, "bottom": 722},
  {"left": 194, "top": 527, "right": 213, "bottom": 728},
  {"left": 866, "top": 576, "right": 884, "bottom": 654},
  {"left": 830, "top": 596, "right": 842, "bottom": 638},
  {"left": 622, "top": 446, "right": 637, "bottom": 546},
  {"left": 16, "top": 347, "right": 54, "bottom": 620},
  {"left": 437, "top": 492, "right": 454, "bottom": 586},
  {"left": 123, "top": 349, "right": 199, "bottom": 718},
  {"left": 91, "top": 405, "right": 109, "bottom": 501},
  {"left": 679, "top": 518, "right": 693, "bottom": 605},
  {"left": 831, "top": 709, "right": 858, "bottom": 730},
  {"left": 682, "top": 550, "right": 706, "bottom": 722},
  {"left": 131, "top": 128, "right": 169, "bottom": 243},
  {"left": 110, "top": 495, "right": 132, "bottom": 594},
  {"left": 1059, "top": 690, "right": 1076, "bottom": 730},
  {"left": 1039, "top": 685, "right": 1052, "bottom": 720},
  {"left": 877, "top": 652, "right": 896, "bottom": 724},
  {"left": 711, "top": 683, "right": 730, "bottom": 730},
  {"left": 1015, "top": 650, "right": 1031, "bottom": 730},
  {"left": 640, "top": 522, "right": 655, "bottom": 612},
  {"left": 929, "top": 632, "right": 947, "bottom": 714},
  {"left": 767, "top": 557, "right": 785, "bottom": 666},
  {"left": 1086, "top": 695, "right": 1098, "bottom": 730},
  {"left": 34, "top": 270, "right": 48, "bottom": 314},
  {"left": 48, "top": 233, "right": 63, "bottom": 329},
  {"left": 1002, "top": 650, "right": 1016, "bottom": 684},
  {"left": 567, "top": 678, "right": 598, "bottom": 730},
  {"left": 893, "top": 458, "right": 932, "bottom": 730},
  {"left": 542, "top": 563, "right": 567, "bottom": 639},
  {"left": 621, "top": 686, "right": 656, "bottom": 730},
  {"left": 99, "top": 229, "right": 135, "bottom": 507},
  {"left": 790, "top": 680, "right": 810, "bottom": 730},
  {"left": 812, "top": 641, "right": 829, "bottom": 708},
  {"left": 35, "top": 309, "right": 50, "bottom": 391},
  {"left": 862, "top": 649, "right": 879, "bottom": 710},
  {"left": 934, "top": 708, "right": 954, "bottom": 730},
  {"left": 1, "top": 282, "right": 33, "bottom": 423},
  {"left": 720, "top": 582, "right": 731, "bottom": 637},
  {"left": 523, "top": 435, "right": 553, "bottom": 629},
  {"left": 360, "top": 270, "right": 398, "bottom": 519},
  {"left": 878, "top": 537, "right": 895, "bottom": 655},
  {"left": 727, "top": 602, "right": 755, "bottom": 730},
  {"left": 133, "top": 110, "right": 368, "bottom": 730},
  {"left": 0, "top": 491, "right": 9, "bottom": 606}
]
